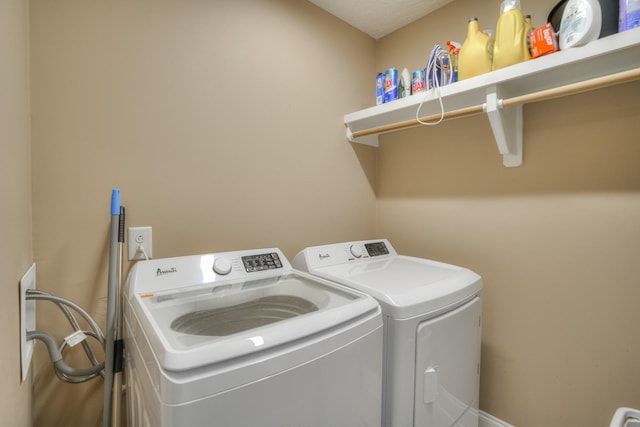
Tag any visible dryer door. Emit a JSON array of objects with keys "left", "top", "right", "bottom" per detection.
[{"left": 414, "top": 296, "right": 482, "bottom": 427}]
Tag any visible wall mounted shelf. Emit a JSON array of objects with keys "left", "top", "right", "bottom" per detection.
[{"left": 344, "top": 27, "right": 640, "bottom": 167}]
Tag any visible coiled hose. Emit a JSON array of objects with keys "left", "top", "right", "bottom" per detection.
[{"left": 26, "top": 289, "right": 105, "bottom": 383}]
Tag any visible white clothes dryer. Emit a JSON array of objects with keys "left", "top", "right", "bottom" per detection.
[
  {"left": 293, "top": 239, "right": 483, "bottom": 427},
  {"left": 123, "top": 248, "right": 383, "bottom": 427}
]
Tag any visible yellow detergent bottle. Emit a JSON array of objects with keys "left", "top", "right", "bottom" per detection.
[
  {"left": 523, "top": 14, "right": 533, "bottom": 60},
  {"left": 493, "top": 0, "right": 528, "bottom": 71},
  {"left": 458, "top": 17, "right": 494, "bottom": 80}
]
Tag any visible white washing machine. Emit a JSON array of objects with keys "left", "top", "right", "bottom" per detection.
[
  {"left": 123, "top": 247, "right": 383, "bottom": 426},
  {"left": 293, "top": 239, "right": 483, "bottom": 427}
]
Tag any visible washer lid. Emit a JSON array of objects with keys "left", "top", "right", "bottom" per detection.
[
  {"left": 312, "top": 255, "right": 482, "bottom": 319},
  {"left": 129, "top": 271, "right": 379, "bottom": 371}
]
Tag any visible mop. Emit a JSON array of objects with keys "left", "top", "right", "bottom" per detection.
[
  {"left": 26, "top": 188, "right": 123, "bottom": 425},
  {"left": 111, "top": 205, "right": 125, "bottom": 426},
  {"left": 103, "top": 189, "right": 121, "bottom": 427}
]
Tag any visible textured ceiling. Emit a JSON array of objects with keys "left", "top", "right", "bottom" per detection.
[{"left": 308, "top": 0, "right": 456, "bottom": 39}]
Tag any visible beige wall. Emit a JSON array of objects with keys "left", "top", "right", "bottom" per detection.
[
  {"left": 23, "top": 0, "right": 640, "bottom": 425},
  {"left": 376, "top": 0, "right": 640, "bottom": 425},
  {"left": 29, "top": 0, "right": 375, "bottom": 425},
  {"left": 0, "top": 0, "right": 34, "bottom": 425}
]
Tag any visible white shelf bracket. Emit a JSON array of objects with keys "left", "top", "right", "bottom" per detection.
[
  {"left": 484, "top": 86, "right": 523, "bottom": 167},
  {"left": 346, "top": 127, "right": 379, "bottom": 147}
]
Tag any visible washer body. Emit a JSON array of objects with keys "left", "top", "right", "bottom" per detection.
[
  {"left": 124, "top": 248, "right": 383, "bottom": 426},
  {"left": 293, "top": 239, "right": 483, "bottom": 427}
]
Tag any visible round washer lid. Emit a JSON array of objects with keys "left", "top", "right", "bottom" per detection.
[
  {"left": 131, "top": 271, "right": 380, "bottom": 371},
  {"left": 313, "top": 255, "right": 482, "bottom": 319}
]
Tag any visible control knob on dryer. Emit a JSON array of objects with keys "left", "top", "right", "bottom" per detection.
[
  {"left": 349, "top": 244, "right": 363, "bottom": 258},
  {"left": 213, "top": 257, "right": 232, "bottom": 275}
]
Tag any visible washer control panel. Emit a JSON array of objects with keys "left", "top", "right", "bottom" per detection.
[
  {"left": 241, "top": 252, "right": 283, "bottom": 272},
  {"left": 129, "top": 248, "right": 292, "bottom": 295}
]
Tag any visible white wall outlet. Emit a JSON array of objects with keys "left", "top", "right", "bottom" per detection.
[
  {"left": 128, "top": 226, "right": 153, "bottom": 260},
  {"left": 20, "top": 263, "right": 36, "bottom": 383}
]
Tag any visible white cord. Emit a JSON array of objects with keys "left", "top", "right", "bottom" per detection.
[
  {"left": 416, "top": 45, "right": 448, "bottom": 126},
  {"left": 137, "top": 244, "right": 150, "bottom": 261}
]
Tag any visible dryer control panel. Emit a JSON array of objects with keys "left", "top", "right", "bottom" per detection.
[
  {"left": 293, "top": 239, "right": 398, "bottom": 270},
  {"left": 364, "top": 241, "right": 390, "bottom": 257}
]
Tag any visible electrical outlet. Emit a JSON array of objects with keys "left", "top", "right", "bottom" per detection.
[
  {"left": 20, "top": 263, "right": 36, "bottom": 383},
  {"left": 128, "top": 226, "right": 153, "bottom": 260}
]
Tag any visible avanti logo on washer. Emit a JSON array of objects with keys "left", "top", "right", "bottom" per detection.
[{"left": 156, "top": 267, "right": 177, "bottom": 276}]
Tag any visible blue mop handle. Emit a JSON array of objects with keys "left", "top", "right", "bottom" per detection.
[{"left": 111, "top": 188, "right": 120, "bottom": 215}]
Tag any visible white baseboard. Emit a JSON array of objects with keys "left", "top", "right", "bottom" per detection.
[{"left": 479, "top": 410, "right": 514, "bottom": 427}]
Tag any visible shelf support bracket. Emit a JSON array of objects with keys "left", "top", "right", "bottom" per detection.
[
  {"left": 485, "top": 86, "right": 523, "bottom": 167},
  {"left": 346, "top": 127, "right": 379, "bottom": 147}
]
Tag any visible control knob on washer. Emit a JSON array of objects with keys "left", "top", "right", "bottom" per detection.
[
  {"left": 349, "top": 245, "right": 363, "bottom": 258},
  {"left": 213, "top": 257, "right": 232, "bottom": 275}
]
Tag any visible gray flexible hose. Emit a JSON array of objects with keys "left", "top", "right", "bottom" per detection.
[
  {"left": 28, "top": 290, "right": 103, "bottom": 373},
  {"left": 27, "top": 331, "right": 104, "bottom": 377},
  {"left": 57, "top": 331, "right": 104, "bottom": 383},
  {"left": 26, "top": 290, "right": 105, "bottom": 382},
  {"left": 26, "top": 291, "right": 105, "bottom": 342}
]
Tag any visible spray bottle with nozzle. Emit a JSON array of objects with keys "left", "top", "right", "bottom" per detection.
[{"left": 446, "top": 40, "right": 461, "bottom": 83}]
